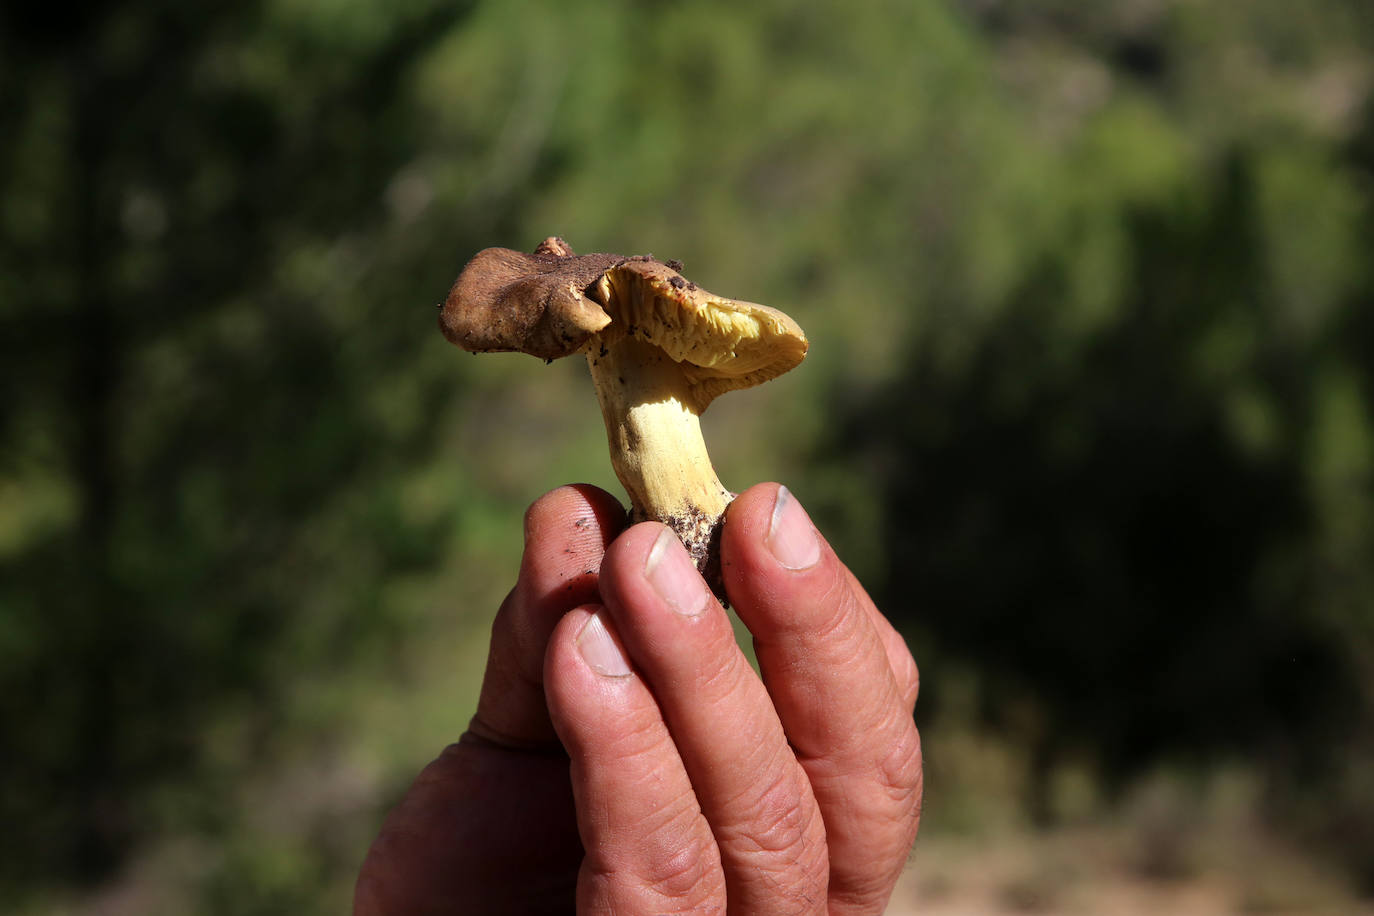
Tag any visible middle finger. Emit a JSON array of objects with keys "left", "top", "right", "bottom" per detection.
[{"left": 599, "top": 523, "right": 829, "bottom": 916}]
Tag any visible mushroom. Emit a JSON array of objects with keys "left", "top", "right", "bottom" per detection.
[{"left": 440, "top": 237, "right": 808, "bottom": 595}]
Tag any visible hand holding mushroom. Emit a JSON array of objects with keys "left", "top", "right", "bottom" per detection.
[
  {"left": 439, "top": 237, "right": 808, "bottom": 594},
  {"left": 355, "top": 482, "right": 923, "bottom": 914}
]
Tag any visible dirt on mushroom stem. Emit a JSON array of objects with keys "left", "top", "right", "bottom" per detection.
[{"left": 653, "top": 502, "right": 728, "bottom": 602}]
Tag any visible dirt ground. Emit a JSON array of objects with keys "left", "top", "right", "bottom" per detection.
[{"left": 885, "top": 823, "right": 1374, "bottom": 916}]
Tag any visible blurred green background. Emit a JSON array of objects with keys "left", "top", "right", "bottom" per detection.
[{"left": 3, "top": 0, "right": 1373, "bottom": 912}]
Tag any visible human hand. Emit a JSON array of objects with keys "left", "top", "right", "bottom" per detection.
[{"left": 354, "top": 482, "right": 922, "bottom": 914}]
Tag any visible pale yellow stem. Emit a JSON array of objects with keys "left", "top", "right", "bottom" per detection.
[{"left": 586, "top": 335, "right": 732, "bottom": 586}]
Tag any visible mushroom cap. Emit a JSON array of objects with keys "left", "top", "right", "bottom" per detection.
[
  {"left": 439, "top": 239, "right": 808, "bottom": 409},
  {"left": 591, "top": 257, "right": 808, "bottom": 410},
  {"left": 440, "top": 242, "right": 622, "bottom": 361}
]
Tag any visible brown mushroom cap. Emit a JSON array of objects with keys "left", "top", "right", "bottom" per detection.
[
  {"left": 439, "top": 242, "right": 622, "bottom": 361},
  {"left": 590, "top": 257, "right": 809, "bottom": 411}
]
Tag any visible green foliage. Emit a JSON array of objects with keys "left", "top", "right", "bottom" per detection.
[
  {"left": 848, "top": 150, "right": 1362, "bottom": 775},
  {"left": 1, "top": 0, "right": 1371, "bottom": 909}
]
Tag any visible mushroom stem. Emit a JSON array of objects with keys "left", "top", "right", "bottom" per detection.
[{"left": 586, "top": 335, "right": 733, "bottom": 589}]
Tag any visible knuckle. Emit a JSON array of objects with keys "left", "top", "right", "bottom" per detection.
[
  {"left": 735, "top": 765, "right": 821, "bottom": 856},
  {"left": 820, "top": 721, "right": 922, "bottom": 911},
  {"left": 584, "top": 819, "right": 724, "bottom": 910},
  {"left": 644, "top": 832, "right": 722, "bottom": 902},
  {"left": 719, "top": 764, "right": 829, "bottom": 911},
  {"left": 877, "top": 719, "right": 924, "bottom": 812}
]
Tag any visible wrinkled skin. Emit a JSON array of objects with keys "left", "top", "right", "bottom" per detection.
[{"left": 355, "top": 483, "right": 922, "bottom": 914}]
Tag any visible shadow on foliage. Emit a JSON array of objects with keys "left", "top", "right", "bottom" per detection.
[
  {"left": 0, "top": 0, "right": 477, "bottom": 894},
  {"left": 844, "top": 151, "right": 1368, "bottom": 840}
]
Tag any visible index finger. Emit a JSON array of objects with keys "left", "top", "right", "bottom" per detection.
[
  {"left": 721, "top": 483, "right": 923, "bottom": 915},
  {"left": 468, "top": 483, "right": 626, "bottom": 748}
]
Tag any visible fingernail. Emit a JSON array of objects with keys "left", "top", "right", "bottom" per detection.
[
  {"left": 577, "top": 609, "right": 633, "bottom": 678},
  {"left": 645, "top": 528, "right": 711, "bottom": 617},
  {"left": 767, "top": 485, "right": 821, "bottom": 570}
]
